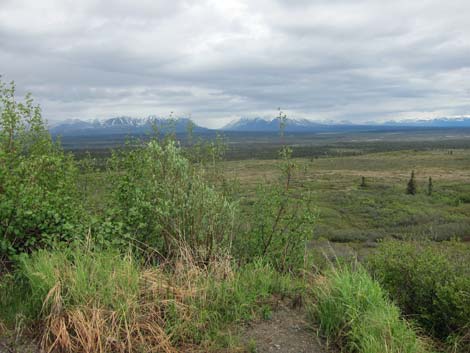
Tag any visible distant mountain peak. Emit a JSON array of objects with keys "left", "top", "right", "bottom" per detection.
[
  {"left": 383, "top": 117, "right": 470, "bottom": 127},
  {"left": 221, "top": 116, "right": 470, "bottom": 132},
  {"left": 50, "top": 115, "right": 470, "bottom": 137},
  {"left": 222, "top": 117, "right": 324, "bottom": 132},
  {"left": 50, "top": 116, "right": 209, "bottom": 136}
]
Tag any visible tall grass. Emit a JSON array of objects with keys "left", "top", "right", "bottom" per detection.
[
  {"left": 310, "top": 266, "right": 431, "bottom": 353},
  {"left": 0, "top": 244, "right": 301, "bottom": 352},
  {"left": 22, "top": 246, "right": 140, "bottom": 316}
]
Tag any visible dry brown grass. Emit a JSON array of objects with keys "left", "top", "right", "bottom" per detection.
[
  {"left": 37, "top": 251, "right": 234, "bottom": 353},
  {"left": 40, "top": 271, "right": 179, "bottom": 353}
]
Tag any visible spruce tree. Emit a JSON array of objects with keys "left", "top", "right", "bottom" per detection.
[
  {"left": 407, "top": 170, "right": 417, "bottom": 195},
  {"left": 360, "top": 176, "right": 367, "bottom": 187}
]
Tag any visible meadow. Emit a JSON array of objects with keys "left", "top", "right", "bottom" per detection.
[{"left": 224, "top": 148, "right": 470, "bottom": 244}]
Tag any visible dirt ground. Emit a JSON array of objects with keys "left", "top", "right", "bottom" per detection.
[{"left": 241, "top": 304, "right": 326, "bottom": 353}]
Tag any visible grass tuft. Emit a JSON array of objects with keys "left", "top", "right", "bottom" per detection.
[
  {"left": 309, "top": 266, "right": 431, "bottom": 353},
  {"left": 1, "top": 244, "right": 301, "bottom": 352}
]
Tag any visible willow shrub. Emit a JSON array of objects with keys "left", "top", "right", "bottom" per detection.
[
  {"left": 368, "top": 240, "right": 470, "bottom": 351},
  {"left": 234, "top": 145, "right": 316, "bottom": 273},
  {"left": 0, "top": 80, "right": 85, "bottom": 261},
  {"left": 105, "top": 139, "right": 237, "bottom": 262}
]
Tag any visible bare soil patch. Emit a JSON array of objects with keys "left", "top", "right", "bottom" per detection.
[{"left": 241, "top": 303, "right": 325, "bottom": 353}]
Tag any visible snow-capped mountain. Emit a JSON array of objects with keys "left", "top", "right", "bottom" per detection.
[
  {"left": 50, "top": 116, "right": 470, "bottom": 137},
  {"left": 222, "top": 117, "right": 470, "bottom": 132},
  {"left": 222, "top": 117, "right": 327, "bottom": 132},
  {"left": 50, "top": 116, "right": 209, "bottom": 136},
  {"left": 383, "top": 117, "right": 470, "bottom": 128}
]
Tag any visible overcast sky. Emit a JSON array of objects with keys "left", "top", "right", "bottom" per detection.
[{"left": 1, "top": 0, "right": 470, "bottom": 127}]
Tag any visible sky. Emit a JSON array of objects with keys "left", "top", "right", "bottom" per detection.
[{"left": 1, "top": 0, "right": 470, "bottom": 128}]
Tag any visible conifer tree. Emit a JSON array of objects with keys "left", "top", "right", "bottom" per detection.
[
  {"left": 427, "top": 176, "right": 433, "bottom": 196},
  {"left": 360, "top": 176, "right": 367, "bottom": 187},
  {"left": 406, "top": 170, "right": 417, "bottom": 195}
]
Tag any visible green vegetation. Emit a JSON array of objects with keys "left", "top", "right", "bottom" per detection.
[
  {"left": 0, "top": 243, "right": 300, "bottom": 352},
  {"left": 2, "top": 79, "right": 470, "bottom": 352},
  {"left": 407, "top": 170, "right": 418, "bottom": 195},
  {"left": 310, "top": 267, "right": 430, "bottom": 353},
  {"left": 233, "top": 144, "right": 316, "bottom": 272},
  {"left": 360, "top": 175, "right": 367, "bottom": 188},
  {"left": 427, "top": 176, "right": 433, "bottom": 196},
  {"left": 0, "top": 80, "right": 86, "bottom": 261},
  {"left": 368, "top": 240, "right": 470, "bottom": 352},
  {"left": 104, "top": 139, "right": 236, "bottom": 261},
  {"left": 223, "top": 150, "right": 470, "bottom": 243},
  {"left": 0, "top": 81, "right": 310, "bottom": 352}
]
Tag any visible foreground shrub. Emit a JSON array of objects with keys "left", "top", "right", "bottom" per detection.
[
  {"left": 0, "top": 244, "right": 300, "bottom": 352},
  {"left": 310, "top": 267, "right": 429, "bottom": 353},
  {"left": 235, "top": 143, "right": 316, "bottom": 273},
  {"left": 368, "top": 240, "right": 470, "bottom": 351},
  {"left": 105, "top": 139, "right": 236, "bottom": 262},
  {"left": 0, "top": 80, "right": 85, "bottom": 262},
  {"left": 236, "top": 182, "right": 315, "bottom": 273}
]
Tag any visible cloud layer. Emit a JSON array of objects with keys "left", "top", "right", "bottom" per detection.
[{"left": 1, "top": 0, "right": 469, "bottom": 127}]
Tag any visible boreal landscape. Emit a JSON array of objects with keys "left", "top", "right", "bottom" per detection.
[
  {"left": 1, "top": 79, "right": 470, "bottom": 353},
  {"left": 2, "top": 1, "right": 470, "bottom": 352}
]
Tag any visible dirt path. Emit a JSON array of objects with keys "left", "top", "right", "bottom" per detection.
[{"left": 241, "top": 304, "right": 326, "bottom": 353}]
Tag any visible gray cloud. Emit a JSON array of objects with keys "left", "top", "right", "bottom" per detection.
[{"left": 0, "top": 0, "right": 469, "bottom": 127}]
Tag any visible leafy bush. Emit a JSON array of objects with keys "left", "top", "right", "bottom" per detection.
[
  {"left": 105, "top": 139, "right": 236, "bottom": 262},
  {"left": 233, "top": 112, "right": 316, "bottom": 273},
  {"left": 234, "top": 145, "right": 316, "bottom": 273},
  {"left": 0, "top": 80, "right": 85, "bottom": 261},
  {"left": 368, "top": 240, "right": 470, "bottom": 351},
  {"left": 310, "top": 267, "right": 430, "bottom": 353}
]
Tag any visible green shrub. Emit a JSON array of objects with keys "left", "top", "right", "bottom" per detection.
[
  {"left": 236, "top": 182, "right": 315, "bottom": 272},
  {"left": 310, "top": 267, "right": 429, "bottom": 353},
  {"left": 232, "top": 113, "right": 317, "bottom": 273},
  {"left": 0, "top": 80, "right": 85, "bottom": 261},
  {"left": 457, "top": 194, "right": 470, "bottom": 204},
  {"left": 368, "top": 240, "right": 470, "bottom": 351},
  {"left": 234, "top": 145, "right": 316, "bottom": 273},
  {"left": 105, "top": 139, "right": 236, "bottom": 262}
]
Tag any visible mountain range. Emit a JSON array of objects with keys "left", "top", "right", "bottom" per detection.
[
  {"left": 49, "top": 116, "right": 470, "bottom": 136},
  {"left": 221, "top": 117, "right": 470, "bottom": 132},
  {"left": 221, "top": 117, "right": 327, "bottom": 132},
  {"left": 49, "top": 116, "right": 209, "bottom": 136}
]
